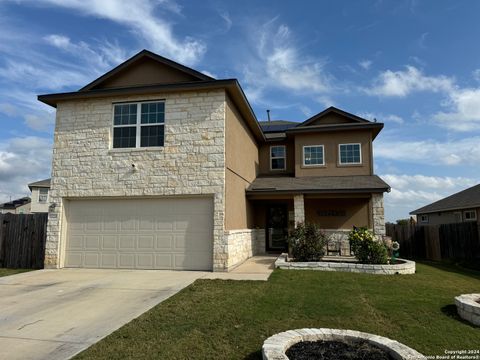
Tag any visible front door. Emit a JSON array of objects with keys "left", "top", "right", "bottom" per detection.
[{"left": 266, "top": 204, "right": 288, "bottom": 251}]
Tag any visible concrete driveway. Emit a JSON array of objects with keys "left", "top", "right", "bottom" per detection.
[{"left": 0, "top": 269, "right": 206, "bottom": 360}]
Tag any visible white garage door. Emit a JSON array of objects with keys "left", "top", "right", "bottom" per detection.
[{"left": 65, "top": 197, "right": 213, "bottom": 270}]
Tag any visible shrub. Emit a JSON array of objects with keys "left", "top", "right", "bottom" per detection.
[
  {"left": 348, "top": 227, "right": 388, "bottom": 264},
  {"left": 289, "top": 222, "right": 327, "bottom": 262}
]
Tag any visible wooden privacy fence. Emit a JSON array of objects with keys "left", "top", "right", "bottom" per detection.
[
  {"left": 386, "top": 222, "right": 480, "bottom": 262},
  {"left": 0, "top": 213, "right": 48, "bottom": 268}
]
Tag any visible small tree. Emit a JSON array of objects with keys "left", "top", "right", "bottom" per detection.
[
  {"left": 288, "top": 222, "right": 327, "bottom": 262},
  {"left": 348, "top": 227, "right": 388, "bottom": 264}
]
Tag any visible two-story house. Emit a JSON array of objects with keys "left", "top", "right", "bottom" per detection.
[
  {"left": 38, "top": 50, "right": 389, "bottom": 272},
  {"left": 28, "top": 178, "right": 51, "bottom": 213}
]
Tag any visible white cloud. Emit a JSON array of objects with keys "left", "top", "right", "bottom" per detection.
[
  {"left": 473, "top": 69, "right": 480, "bottom": 82},
  {"left": 20, "top": 0, "right": 205, "bottom": 65},
  {"left": 359, "top": 59, "right": 372, "bottom": 70},
  {"left": 358, "top": 112, "right": 404, "bottom": 124},
  {"left": 24, "top": 112, "right": 55, "bottom": 132},
  {"left": 433, "top": 88, "right": 480, "bottom": 131},
  {"left": 365, "top": 65, "right": 454, "bottom": 97},
  {"left": 0, "top": 136, "right": 53, "bottom": 203},
  {"left": 375, "top": 136, "right": 480, "bottom": 166},
  {"left": 242, "top": 18, "right": 331, "bottom": 104},
  {"left": 218, "top": 10, "right": 232, "bottom": 31},
  {"left": 0, "top": 103, "right": 17, "bottom": 116},
  {"left": 381, "top": 173, "right": 478, "bottom": 221}
]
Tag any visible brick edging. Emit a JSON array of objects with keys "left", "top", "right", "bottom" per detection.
[{"left": 455, "top": 294, "right": 480, "bottom": 326}]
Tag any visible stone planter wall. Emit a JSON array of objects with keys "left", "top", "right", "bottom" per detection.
[
  {"left": 224, "top": 229, "right": 266, "bottom": 270},
  {"left": 262, "top": 328, "right": 426, "bottom": 360},
  {"left": 275, "top": 254, "right": 416, "bottom": 275},
  {"left": 455, "top": 294, "right": 480, "bottom": 326}
]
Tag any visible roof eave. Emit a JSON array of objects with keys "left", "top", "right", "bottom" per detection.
[
  {"left": 410, "top": 204, "right": 480, "bottom": 215},
  {"left": 246, "top": 187, "right": 389, "bottom": 196}
]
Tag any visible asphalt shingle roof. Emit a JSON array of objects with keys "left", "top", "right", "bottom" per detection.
[
  {"left": 247, "top": 175, "right": 390, "bottom": 194},
  {"left": 410, "top": 183, "right": 480, "bottom": 214}
]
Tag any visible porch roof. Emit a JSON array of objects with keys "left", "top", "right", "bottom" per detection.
[{"left": 246, "top": 175, "right": 390, "bottom": 195}]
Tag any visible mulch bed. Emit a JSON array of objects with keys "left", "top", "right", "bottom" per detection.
[{"left": 285, "top": 340, "right": 395, "bottom": 360}]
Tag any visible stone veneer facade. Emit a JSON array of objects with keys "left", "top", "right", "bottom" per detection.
[
  {"left": 372, "top": 193, "right": 385, "bottom": 236},
  {"left": 46, "top": 90, "right": 230, "bottom": 271},
  {"left": 223, "top": 229, "right": 265, "bottom": 270}
]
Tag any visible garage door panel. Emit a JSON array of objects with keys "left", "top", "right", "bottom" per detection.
[
  {"left": 156, "top": 235, "right": 173, "bottom": 249},
  {"left": 65, "top": 198, "right": 213, "bottom": 270},
  {"left": 138, "top": 236, "right": 155, "bottom": 250},
  {"left": 84, "top": 253, "right": 99, "bottom": 267},
  {"left": 100, "top": 253, "right": 116, "bottom": 268},
  {"left": 102, "top": 236, "right": 117, "bottom": 250},
  {"left": 65, "top": 252, "right": 83, "bottom": 267},
  {"left": 85, "top": 236, "right": 100, "bottom": 250}
]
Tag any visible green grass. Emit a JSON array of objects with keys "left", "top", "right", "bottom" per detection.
[
  {"left": 0, "top": 268, "right": 31, "bottom": 277},
  {"left": 75, "top": 262, "right": 480, "bottom": 359}
]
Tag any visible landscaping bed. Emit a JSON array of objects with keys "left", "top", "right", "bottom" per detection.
[
  {"left": 73, "top": 262, "right": 480, "bottom": 360},
  {"left": 286, "top": 340, "right": 394, "bottom": 360},
  {"left": 455, "top": 293, "right": 480, "bottom": 326},
  {"left": 275, "top": 254, "right": 416, "bottom": 274}
]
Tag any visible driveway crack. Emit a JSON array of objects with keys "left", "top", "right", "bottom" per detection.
[{"left": 17, "top": 319, "right": 43, "bottom": 330}]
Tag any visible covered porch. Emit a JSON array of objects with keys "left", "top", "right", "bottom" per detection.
[{"left": 246, "top": 175, "right": 389, "bottom": 254}]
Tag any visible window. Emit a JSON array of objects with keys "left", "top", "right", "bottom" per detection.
[
  {"left": 420, "top": 214, "right": 429, "bottom": 223},
  {"left": 339, "top": 143, "right": 362, "bottom": 165},
  {"left": 113, "top": 101, "right": 165, "bottom": 148},
  {"left": 39, "top": 188, "right": 48, "bottom": 203},
  {"left": 270, "top": 145, "right": 286, "bottom": 170},
  {"left": 303, "top": 145, "right": 325, "bottom": 166},
  {"left": 464, "top": 210, "right": 477, "bottom": 222}
]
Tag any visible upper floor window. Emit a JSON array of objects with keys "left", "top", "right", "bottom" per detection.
[
  {"left": 464, "top": 210, "right": 477, "bottom": 222},
  {"left": 339, "top": 143, "right": 361, "bottom": 165},
  {"left": 420, "top": 214, "right": 429, "bottom": 223},
  {"left": 303, "top": 145, "right": 325, "bottom": 166},
  {"left": 270, "top": 145, "right": 286, "bottom": 170},
  {"left": 39, "top": 188, "right": 48, "bottom": 203},
  {"left": 113, "top": 101, "right": 165, "bottom": 148}
]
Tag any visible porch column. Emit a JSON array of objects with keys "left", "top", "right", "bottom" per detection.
[
  {"left": 372, "top": 193, "right": 385, "bottom": 236},
  {"left": 293, "top": 194, "right": 305, "bottom": 226}
]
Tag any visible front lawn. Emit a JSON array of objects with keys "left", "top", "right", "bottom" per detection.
[
  {"left": 0, "top": 268, "right": 31, "bottom": 277},
  {"left": 75, "top": 262, "right": 480, "bottom": 359}
]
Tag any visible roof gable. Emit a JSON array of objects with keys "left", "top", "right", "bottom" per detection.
[
  {"left": 299, "top": 106, "right": 371, "bottom": 127},
  {"left": 80, "top": 50, "right": 214, "bottom": 92}
]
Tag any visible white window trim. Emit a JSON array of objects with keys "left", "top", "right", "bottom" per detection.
[
  {"left": 38, "top": 188, "right": 48, "bottom": 203},
  {"left": 464, "top": 209, "right": 477, "bottom": 222},
  {"left": 338, "top": 143, "right": 362, "bottom": 165},
  {"left": 420, "top": 214, "right": 429, "bottom": 223},
  {"left": 302, "top": 145, "right": 325, "bottom": 167},
  {"left": 270, "top": 145, "right": 286, "bottom": 171},
  {"left": 112, "top": 100, "right": 165, "bottom": 149}
]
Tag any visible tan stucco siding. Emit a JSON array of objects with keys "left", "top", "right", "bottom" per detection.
[
  {"left": 97, "top": 57, "right": 200, "bottom": 89},
  {"left": 224, "top": 95, "right": 259, "bottom": 230},
  {"left": 258, "top": 141, "right": 295, "bottom": 175},
  {"left": 294, "top": 130, "right": 372, "bottom": 177},
  {"left": 417, "top": 207, "right": 480, "bottom": 225},
  {"left": 305, "top": 197, "right": 370, "bottom": 229}
]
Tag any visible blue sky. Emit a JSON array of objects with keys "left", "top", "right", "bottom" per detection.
[{"left": 0, "top": 0, "right": 479, "bottom": 221}]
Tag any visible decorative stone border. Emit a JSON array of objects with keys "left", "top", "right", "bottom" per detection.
[
  {"left": 262, "top": 328, "right": 426, "bottom": 360},
  {"left": 275, "top": 254, "right": 416, "bottom": 275},
  {"left": 455, "top": 294, "right": 480, "bottom": 326}
]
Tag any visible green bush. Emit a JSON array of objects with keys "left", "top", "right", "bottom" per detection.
[
  {"left": 349, "top": 227, "right": 388, "bottom": 264},
  {"left": 289, "top": 222, "right": 327, "bottom": 262}
]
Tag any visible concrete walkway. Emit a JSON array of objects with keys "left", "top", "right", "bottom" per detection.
[{"left": 0, "top": 256, "right": 276, "bottom": 360}]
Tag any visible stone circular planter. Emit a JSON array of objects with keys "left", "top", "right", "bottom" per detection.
[
  {"left": 455, "top": 293, "right": 480, "bottom": 326},
  {"left": 262, "top": 328, "right": 426, "bottom": 360},
  {"left": 275, "top": 254, "right": 416, "bottom": 275}
]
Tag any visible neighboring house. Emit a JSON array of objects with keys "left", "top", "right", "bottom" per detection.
[
  {"left": 410, "top": 184, "right": 480, "bottom": 225},
  {"left": 38, "top": 49, "right": 390, "bottom": 272},
  {"left": 0, "top": 197, "right": 31, "bottom": 214},
  {"left": 28, "top": 178, "right": 51, "bottom": 213}
]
